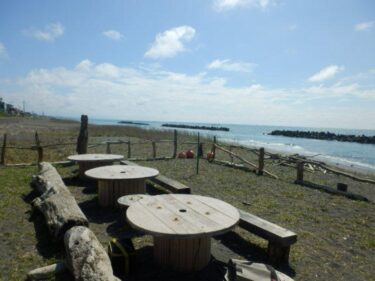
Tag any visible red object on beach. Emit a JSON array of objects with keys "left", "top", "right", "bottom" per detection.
[
  {"left": 207, "top": 151, "right": 214, "bottom": 162},
  {"left": 186, "top": 150, "right": 195, "bottom": 159},
  {"left": 178, "top": 151, "right": 187, "bottom": 158}
]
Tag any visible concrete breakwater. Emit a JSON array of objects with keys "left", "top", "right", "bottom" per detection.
[
  {"left": 162, "top": 123, "right": 230, "bottom": 131},
  {"left": 269, "top": 130, "right": 375, "bottom": 144}
]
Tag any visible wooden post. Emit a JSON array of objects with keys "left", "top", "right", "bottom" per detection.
[
  {"left": 35, "top": 131, "right": 43, "bottom": 163},
  {"left": 211, "top": 136, "right": 217, "bottom": 160},
  {"left": 337, "top": 183, "right": 348, "bottom": 192},
  {"left": 76, "top": 115, "right": 88, "bottom": 154},
  {"left": 196, "top": 133, "right": 200, "bottom": 175},
  {"left": 127, "top": 141, "right": 131, "bottom": 159},
  {"left": 229, "top": 145, "right": 234, "bottom": 163},
  {"left": 1, "top": 133, "right": 7, "bottom": 165},
  {"left": 152, "top": 141, "right": 156, "bottom": 159},
  {"left": 296, "top": 162, "right": 304, "bottom": 182},
  {"left": 106, "top": 142, "right": 111, "bottom": 154},
  {"left": 198, "top": 143, "right": 203, "bottom": 158},
  {"left": 258, "top": 147, "right": 265, "bottom": 175},
  {"left": 173, "top": 130, "right": 177, "bottom": 158}
]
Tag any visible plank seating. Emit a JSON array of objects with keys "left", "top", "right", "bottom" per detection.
[
  {"left": 121, "top": 160, "right": 296, "bottom": 265},
  {"left": 238, "top": 209, "right": 297, "bottom": 265},
  {"left": 120, "top": 160, "right": 191, "bottom": 194}
]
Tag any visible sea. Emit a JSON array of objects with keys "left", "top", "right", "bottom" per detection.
[{"left": 87, "top": 118, "right": 375, "bottom": 174}]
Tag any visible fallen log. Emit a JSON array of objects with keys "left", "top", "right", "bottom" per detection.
[
  {"left": 64, "top": 226, "right": 120, "bottom": 281},
  {"left": 31, "top": 162, "right": 88, "bottom": 239},
  {"left": 319, "top": 164, "right": 375, "bottom": 185},
  {"left": 214, "top": 144, "right": 278, "bottom": 179},
  {"left": 213, "top": 159, "right": 256, "bottom": 173},
  {"left": 295, "top": 180, "right": 369, "bottom": 202},
  {"left": 27, "top": 262, "right": 67, "bottom": 280}
]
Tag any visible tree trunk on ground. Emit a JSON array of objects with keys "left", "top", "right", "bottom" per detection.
[
  {"left": 31, "top": 162, "right": 88, "bottom": 239},
  {"left": 64, "top": 226, "right": 120, "bottom": 281}
]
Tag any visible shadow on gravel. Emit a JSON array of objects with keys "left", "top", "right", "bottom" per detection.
[
  {"left": 214, "top": 231, "right": 296, "bottom": 278},
  {"left": 78, "top": 197, "right": 119, "bottom": 224},
  {"left": 128, "top": 246, "right": 227, "bottom": 281},
  {"left": 63, "top": 176, "right": 97, "bottom": 194}
]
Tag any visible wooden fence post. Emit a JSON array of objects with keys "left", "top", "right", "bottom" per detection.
[
  {"left": 76, "top": 115, "right": 88, "bottom": 154},
  {"left": 127, "top": 141, "right": 131, "bottom": 159},
  {"left": 229, "top": 145, "right": 233, "bottom": 163},
  {"left": 337, "top": 183, "right": 348, "bottom": 192},
  {"left": 196, "top": 133, "right": 200, "bottom": 174},
  {"left": 35, "top": 131, "right": 43, "bottom": 163},
  {"left": 173, "top": 130, "right": 177, "bottom": 158},
  {"left": 106, "top": 143, "right": 111, "bottom": 154},
  {"left": 1, "top": 133, "right": 7, "bottom": 165},
  {"left": 211, "top": 136, "right": 217, "bottom": 160},
  {"left": 152, "top": 141, "right": 156, "bottom": 159},
  {"left": 296, "top": 162, "right": 304, "bottom": 182},
  {"left": 257, "top": 147, "right": 265, "bottom": 175}
]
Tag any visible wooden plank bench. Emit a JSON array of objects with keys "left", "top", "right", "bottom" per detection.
[
  {"left": 121, "top": 160, "right": 191, "bottom": 194},
  {"left": 238, "top": 209, "right": 297, "bottom": 265}
]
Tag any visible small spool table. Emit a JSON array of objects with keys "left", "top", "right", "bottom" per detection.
[
  {"left": 117, "top": 194, "right": 151, "bottom": 222},
  {"left": 85, "top": 165, "right": 159, "bottom": 208},
  {"left": 68, "top": 154, "right": 124, "bottom": 178},
  {"left": 127, "top": 194, "right": 240, "bottom": 272}
]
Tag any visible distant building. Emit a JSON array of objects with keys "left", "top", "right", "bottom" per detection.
[{"left": 0, "top": 98, "right": 5, "bottom": 112}]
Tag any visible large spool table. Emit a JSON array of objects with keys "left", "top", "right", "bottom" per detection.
[
  {"left": 68, "top": 154, "right": 124, "bottom": 178},
  {"left": 126, "top": 194, "right": 240, "bottom": 272},
  {"left": 85, "top": 165, "right": 159, "bottom": 207}
]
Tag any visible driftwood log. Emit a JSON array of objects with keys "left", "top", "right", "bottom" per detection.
[
  {"left": 65, "top": 226, "right": 120, "bottom": 281},
  {"left": 214, "top": 144, "right": 278, "bottom": 179},
  {"left": 27, "top": 262, "right": 67, "bottom": 280},
  {"left": 32, "top": 162, "right": 88, "bottom": 239},
  {"left": 295, "top": 180, "right": 369, "bottom": 202}
]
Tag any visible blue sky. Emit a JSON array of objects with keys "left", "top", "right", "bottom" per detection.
[{"left": 0, "top": 0, "right": 374, "bottom": 129}]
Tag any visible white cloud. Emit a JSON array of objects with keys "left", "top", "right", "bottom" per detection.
[
  {"left": 102, "top": 30, "right": 123, "bottom": 40},
  {"left": 308, "top": 65, "right": 344, "bottom": 82},
  {"left": 354, "top": 21, "right": 374, "bottom": 31},
  {"left": 144, "top": 26, "right": 196, "bottom": 59},
  {"left": 213, "top": 0, "right": 271, "bottom": 11},
  {"left": 0, "top": 42, "right": 8, "bottom": 60},
  {"left": 1, "top": 60, "right": 374, "bottom": 129},
  {"left": 24, "top": 23, "right": 64, "bottom": 42},
  {"left": 207, "top": 59, "right": 256, "bottom": 72}
]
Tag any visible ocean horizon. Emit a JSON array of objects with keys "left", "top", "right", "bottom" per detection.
[{"left": 61, "top": 116, "right": 375, "bottom": 174}]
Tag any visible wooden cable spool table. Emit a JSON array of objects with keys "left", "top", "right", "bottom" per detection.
[
  {"left": 85, "top": 165, "right": 159, "bottom": 207},
  {"left": 68, "top": 154, "right": 124, "bottom": 178},
  {"left": 126, "top": 194, "right": 240, "bottom": 272}
]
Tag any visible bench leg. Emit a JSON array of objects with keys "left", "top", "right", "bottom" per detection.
[{"left": 267, "top": 243, "right": 290, "bottom": 265}]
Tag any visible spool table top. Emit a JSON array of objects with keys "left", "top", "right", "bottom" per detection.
[
  {"left": 85, "top": 165, "right": 159, "bottom": 180},
  {"left": 127, "top": 194, "right": 239, "bottom": 238},
  {"left": 117, "top": 194, "right": 151, "bottom": 208},
  {"left": 68, "top": 153, "right": 124, "bottom": 162}
]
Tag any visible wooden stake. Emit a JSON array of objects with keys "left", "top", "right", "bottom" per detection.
[
  {"left": 152, "top": 141, "right": 156, "bottom": 159},
  {"left": 106, "top": 143, "right": 111, "bottom": 154},
  {"left": 337, "top": 183, "right": 348, "bottom": 192},
  {"left": 296, "top": 162, "right": 304, "bottom": 182},
  {"left": 258, "top": 147, "right": 265, "bottom": 175},
  {"left": 35, "top": 131, "right": 43, "bottom": 163},
  {"left": 173, "top": 130, "right": 177, "bottom": 158},
  {"left": 211, "top": 136, "right": 217, "bottom": 160},
  {"left": 76, "top": 115, "right": 88, "bottom": 154},
  {"left": 196, "top": 133, "right": 200, "bottom": 175},
  {"left": 127, "top": 140, "right": 131, "bottom": 158},
  {"left": 1, "top": 133, "right": 6, "bottom": 165}
]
